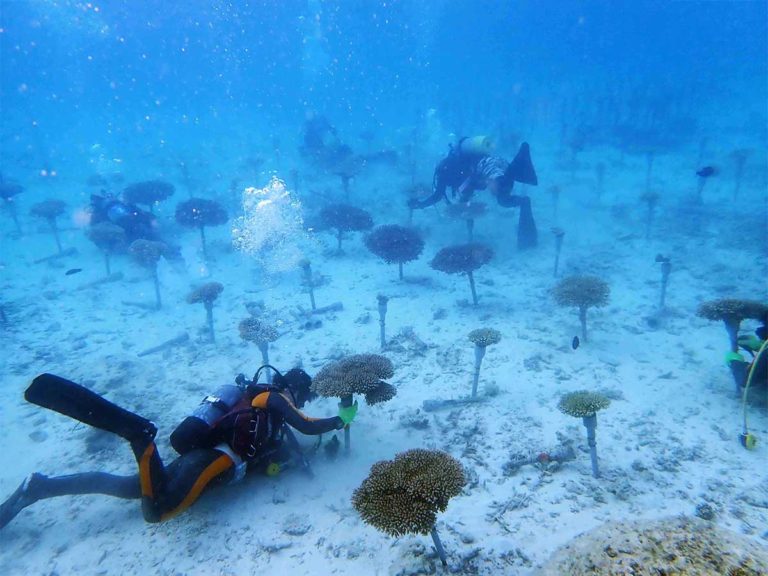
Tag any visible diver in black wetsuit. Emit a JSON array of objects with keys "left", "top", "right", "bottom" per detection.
[
  {"left": 299, "top": 112, "right": 353, "bottom": 168},
  {"left": 90, "top": 193, "right": 159, "bottom": 243},
  {"left": 409, "top": 137, "right": 539, "bottom": 249},
  {"left": 0, "top": 367, "right": 357, "bottom": 528}
]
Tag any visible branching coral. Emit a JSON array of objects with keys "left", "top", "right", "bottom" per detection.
[
  {"left": 187, "top": 282, "right": 224, "bottom": 342},
  {"left": 364, "top": 225, "right": 424, "bottom": 280},
  {"left": 239, "top": 317, "right": 279, "bottom": 378},
  {"left": 30, "top": 200, "right": 67, "bottom": 253},
  {"left": 364, "top": 381, "right": 398, "bottom": 405},
  {"left": 129, "top": 239, "right": 167, "bottom": 309},
  {"left": 312, "top": 353, "right": 394, "bottom": 398},
  {"left": 537, "top": 517, "right": 768, "bottom": 576},
  {"left": 123, "top": 180, "right": 175, "bottom": 209},
  {"left": 129, "top": 239, "right": 166, "bottom": 268},
  {"left": 697, "top": 298, "right": 768, "bottom": 353},
  {"left": 430, "top": 243, "right": 493, "bottom": 306},
  {"left": 468, "top": 328, "right": 501, "bottom": 348},
  {"left": 352, "top": 449, "right": 465, "bottom": 566},
  {"left": 319, "top": 203, "right": 373, "bottom": 253},
  {"left": 87, "top": 222, "right": 126, "bottom": 275},
  {"left": 558, "top": 391, "right": 610, "bottom": 418},
  {"left": 313, "top": 353, "right": 395, "bottom": 453},
  {"left": 552, "top": 275, "right": 610, "bottom": 342},
  {"left": 558, "top": 390, "right": 610, "bottom": 478},
  {"left": 175, "top": 198, "right": 229, "bottom": 259},
  {"left": 468, "top": 328, "right": 502, "bottom": 398}
]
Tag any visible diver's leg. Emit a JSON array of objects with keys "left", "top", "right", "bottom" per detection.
[
  {"left": 0, "top": 472, "right": 140, "bottom": 529},
  {"left": 149, "top": 449, "right": 235, "bottom": 522},
  {"left": 496, "top": 193, "right": 538, "bottom": 249}
]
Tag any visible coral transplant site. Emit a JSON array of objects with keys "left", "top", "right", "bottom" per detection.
[{"left": 0, "top": 2, "right": 766, "bottom": 575}]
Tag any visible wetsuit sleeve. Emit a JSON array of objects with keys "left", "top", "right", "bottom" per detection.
[{"left": 254, "top": 392, "right": 343, "bottom": 434}]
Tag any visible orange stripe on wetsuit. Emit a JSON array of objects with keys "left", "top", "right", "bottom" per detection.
[
  {"left": 158, "top": 453, "right": 234, "bottom": 521},
  {"left": 138, "top": 443, "right": 156, "bottom": 498},
  {"left": 136, "top": 440, "right": 235, "bottom": 523},
  {"left": 251, "top": 391, "right": 342, "bottom": 435}
]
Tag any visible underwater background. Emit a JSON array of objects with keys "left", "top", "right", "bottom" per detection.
[{"left": 1, "top": 1, "right": 767, "bottom": 575}]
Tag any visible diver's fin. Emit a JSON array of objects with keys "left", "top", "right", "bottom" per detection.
[
  {"left": 25, "top": 374, "right": 156, "bottom": 443},
  {"left": 0, "top": 474, "right": 38, "bottom": 530},
  {"left": 506, "top": 142, "right": 538, "bottom": 186}
]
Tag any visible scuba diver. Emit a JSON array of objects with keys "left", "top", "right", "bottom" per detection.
[
  {"left": 299, "top": 112, "right": 353, "bottom": 168},
  {"left": 727, "top": 323, "right": 768, "bottom": 392},
  {"left": 408, "top": 137, "right": 539, "bottom": 249},
  {"left": 725, "top": 322, "right": 767, "bottom": 450},
  {"left": 0, "top": 367, "right": 357, "bottom": 528},
  {"left": 90, "top": 192, "right": 159, "bottom": 243}
]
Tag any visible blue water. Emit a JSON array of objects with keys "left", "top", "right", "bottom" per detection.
[{"left": 1, "top": 2, "right": 767, "bottom": 575}]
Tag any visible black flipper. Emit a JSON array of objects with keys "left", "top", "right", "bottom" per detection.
[
  {"left": 516, "top": 196, "right": 538, "bottom": 249},
  {"left": 25, "top": 374, "right": 156, "bottom": 443},
  {"left": 505, "top": 142, "right": 538, "bottom": 186}
]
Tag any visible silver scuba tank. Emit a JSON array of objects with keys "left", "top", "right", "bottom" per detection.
[{"left": 170, "top": 384, "right": 245, "bottom": 454}]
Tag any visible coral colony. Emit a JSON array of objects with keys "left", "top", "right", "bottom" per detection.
[
  {"left": 364, "top": 224, "right": 424, "bottom": 281},
  {"left": 187, "top": 282, "right": 223, "bottom": 343},
  {"left": 175, "top": 198, "right": 228, "bottom": 260},
  {"left": 239, "top": 317, "right": 280, "bottom": 383},
  {"left": 468, "top": 328, "right": 501, "bottom": 398},
  {"left": 128, "top": 239, "right": 166, "bottom": 310},
  {"left": 312, "top": 354, "right": 396, "bottom": 454},
  {"left": 553, "top": 275, "right": 611, "bottom": 342},
  {"left": 352, "top": 449, "right": 465, "bottom": 567},
  {"left": 430, "top": 243, "right": 493, "bottom": 306},
  {"left": 557, "top": 391, "right": 611, "bottom": 478}
]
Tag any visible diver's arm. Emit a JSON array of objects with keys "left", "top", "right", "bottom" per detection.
[
  {"left": 254, "top": 392, "right": 343, "bottom": 434},
  {"left": 409, "top": 161, "right": 449, "bottom": 209}
]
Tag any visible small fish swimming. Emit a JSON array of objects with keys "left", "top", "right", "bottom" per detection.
[
  {"left": 572, "top": 336, "right": 580, "bottom": 350},
  {"left": 696, "top": 166, "right": 718, "bottom": 178},
  {"left": 65, "top": 268, "right": 83, "bottom": 276}
]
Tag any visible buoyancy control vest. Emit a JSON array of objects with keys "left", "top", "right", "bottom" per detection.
[{"left": 170, "top": 380, "right": 285, "bottom": 459}]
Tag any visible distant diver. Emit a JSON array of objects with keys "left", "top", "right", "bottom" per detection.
[
  {"left": 409, "top": 136, "right": 539, "bottom": 249},
  {"left": 0, "top": 367, "right": 357, "bottom": 528},
  {"left": 89, "top": 192, "right": 183, "bottom": 261},
  {"left": 89, "top": 192, "right": 159, "bottom": 244},
  {"left": 299, "top": 112, "right": 353, "bottom": 168}
]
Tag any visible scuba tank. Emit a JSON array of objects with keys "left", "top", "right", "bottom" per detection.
[
  {"left": 458, "top": 135, "right": 494, "bottom": 156},
  {"left": 170, "top": 384, "right": 245, "bottom": 454}
]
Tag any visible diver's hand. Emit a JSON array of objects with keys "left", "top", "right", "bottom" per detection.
[{"left": 337, "top": 401, "right": 359, "bottom": 427}]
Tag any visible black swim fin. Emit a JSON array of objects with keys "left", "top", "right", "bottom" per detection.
[
  {"left": 505, "top": 142, "right": 538, "bottom": 186},
  {"left": 25, "top": 374, "right": 156, "bottom": 443}
]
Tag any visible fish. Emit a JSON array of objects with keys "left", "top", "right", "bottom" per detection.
[
  {"left": 65, "top": 268, "right": 83, "bottom": 276},
  {"left": 572, "top": 336, "right": 580, "bottom": 350},
  {"left": 696, "top": 166, "right": 718, "bottom": 178}
]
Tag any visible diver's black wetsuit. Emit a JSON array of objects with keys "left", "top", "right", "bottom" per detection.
[
  {"left": 90, "top": 194, "right": 159, "bottom": 244},
  {"left": 410, "top": 140, "right": 539, "bottom": 249},
  {"left": 0, "top": 375, "right": 342, "bottom": 528}
]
